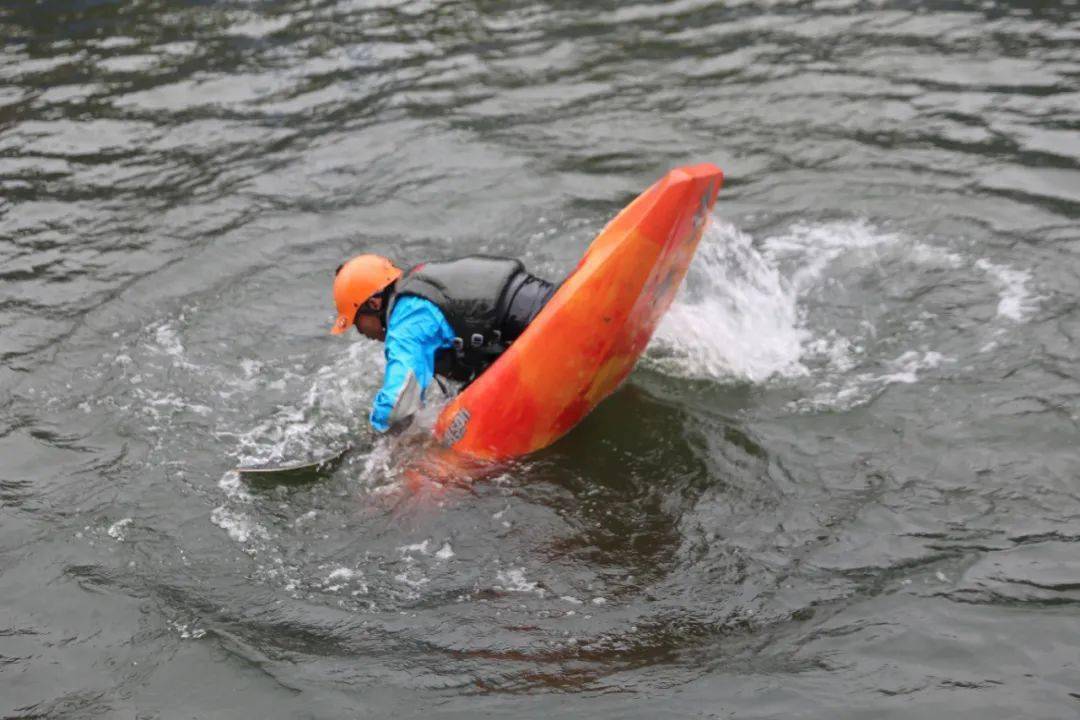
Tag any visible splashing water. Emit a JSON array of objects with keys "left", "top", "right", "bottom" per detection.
[
  {"left": 231, "top": 340, "right": 378, "bottom": 467},
  {"left": 650, "top": 219, "right": 808, "bottom": 383},
  {"left": 649, "top": 216, "right": 1037, "bottom": 405}
]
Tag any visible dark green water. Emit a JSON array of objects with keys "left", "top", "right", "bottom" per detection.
[{"left": 2, "top": 1, "right": 1079, "bottom": 717}]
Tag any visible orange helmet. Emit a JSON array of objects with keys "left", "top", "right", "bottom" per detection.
[{"left": 330, "top": 254, "right": 402, "bottom": 334}]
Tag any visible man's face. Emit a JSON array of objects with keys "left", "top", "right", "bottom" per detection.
[{"left": 354, "top": 297, "right": 385, "bottom": 341}]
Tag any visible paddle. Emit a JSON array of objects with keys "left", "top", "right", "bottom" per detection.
[{"left": 235, "top": 445, "right": 351, "bottom": 480}]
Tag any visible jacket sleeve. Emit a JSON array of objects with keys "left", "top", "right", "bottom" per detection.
[{"left": 369, "top": 297, "right": 453, "bottom": 433}]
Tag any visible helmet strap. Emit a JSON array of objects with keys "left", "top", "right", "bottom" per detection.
[{"left": 376, "top": 283, "right": 395, "bottom": 329}]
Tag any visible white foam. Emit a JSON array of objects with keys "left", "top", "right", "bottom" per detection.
[
  {"left": 975, "top": 259, "right": 1037, "bottom": 321},
  {"left": 793, "top": 350, "right": 952, "bottom": 412},
  {"left": 170, "top": 621, "right": 206, "bottom": 640},
  {"left": 394, "top": 569, "right": 430, "bottom": 591},
  {"left": 496, "top": 568, "right": 543, "bottom": 595},
  {"left": 358, "top": 438, "right": 397, "bottom": 490},
  {"left": 142, "top": 392, "right": 212, "bottom": 416},
  {"left": 326, "top": 567, "right": 357, "bottom": 581},
  {"left": 910, "top": 243, "right": 964, "bottom": 268},
  {"left": 322, "top": 566, "right": 368, "bottom": 594},
  {"left": 240, "top": 358, "right": 262, "bottom": 379},
  {"left": 399, "top": 539, "right": 430, "bottom": 555},
  {"left": 763, "top": 219, "right": 904, "bottom": 291},
  {"left": 294, "top": 510, "right": 318, "bottom": 525},
  {"left": 93, "top": 36, "right": 139, "bottom": 49},
  {"left": 218, "top": 471, "right": 252, "bottom": 503},
  {"left": 233, "top": 341, "right": 377, "bottom": 469},
  {"left": 149, "top": 320, "right": 195, "bottom": 369},
  {"left": 107, "top": 517, "right": 133, "bottom": 541},
  {"left": 803, "top": 332, "right": 861, "bottom": 374},
  {"left": 435, "top": 542, "right": 454, "bottom": 560},
  {"left": 227, "top": 13, "right": 293, "bottom": 38},
  {"left": 210, "top": 506, "right": 268, "bottom": 545},
  {"left": 879, "top": 350, "right": 946, "bottom": 385}
]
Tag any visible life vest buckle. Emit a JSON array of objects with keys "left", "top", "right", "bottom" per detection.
[{"left": 470, "top": 333, "right": 484, "bottom": 348}]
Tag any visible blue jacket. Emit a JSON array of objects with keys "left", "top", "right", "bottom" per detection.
[{"left": 370, "top": 295, "right": 456, "bottom": 432}]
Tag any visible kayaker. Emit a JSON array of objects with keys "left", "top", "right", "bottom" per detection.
[{"left": 330, "top": 254, "right": 557, "bottom": 433}]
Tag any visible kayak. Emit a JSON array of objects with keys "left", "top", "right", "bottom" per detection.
[{"left": 433, "top": 163, "right": 723, "bottom": 460}]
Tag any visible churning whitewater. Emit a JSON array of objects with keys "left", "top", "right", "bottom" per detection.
[{"left": 653, "top": 215, "right": 1038, "bottom": 413}]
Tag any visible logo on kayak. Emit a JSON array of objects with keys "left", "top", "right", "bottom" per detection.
[{"left": 443, "top": 408, "right": 471, "bottom": 447}]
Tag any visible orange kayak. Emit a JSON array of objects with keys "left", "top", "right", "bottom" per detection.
[{"left": 433, "top": 163, "right": 723, "bottom": 461}]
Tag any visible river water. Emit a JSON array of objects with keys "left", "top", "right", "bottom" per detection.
[{"left": 2, "top": 1, "right": 1079, "bottom": 717}]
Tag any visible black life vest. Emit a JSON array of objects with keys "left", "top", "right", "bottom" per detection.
[{"left": 387, "top": 256, "right": 531, "bottom": 384}]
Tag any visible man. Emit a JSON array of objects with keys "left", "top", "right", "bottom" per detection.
[{"left": 331, "top": 254, "right": 557, "bottom": 433}]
